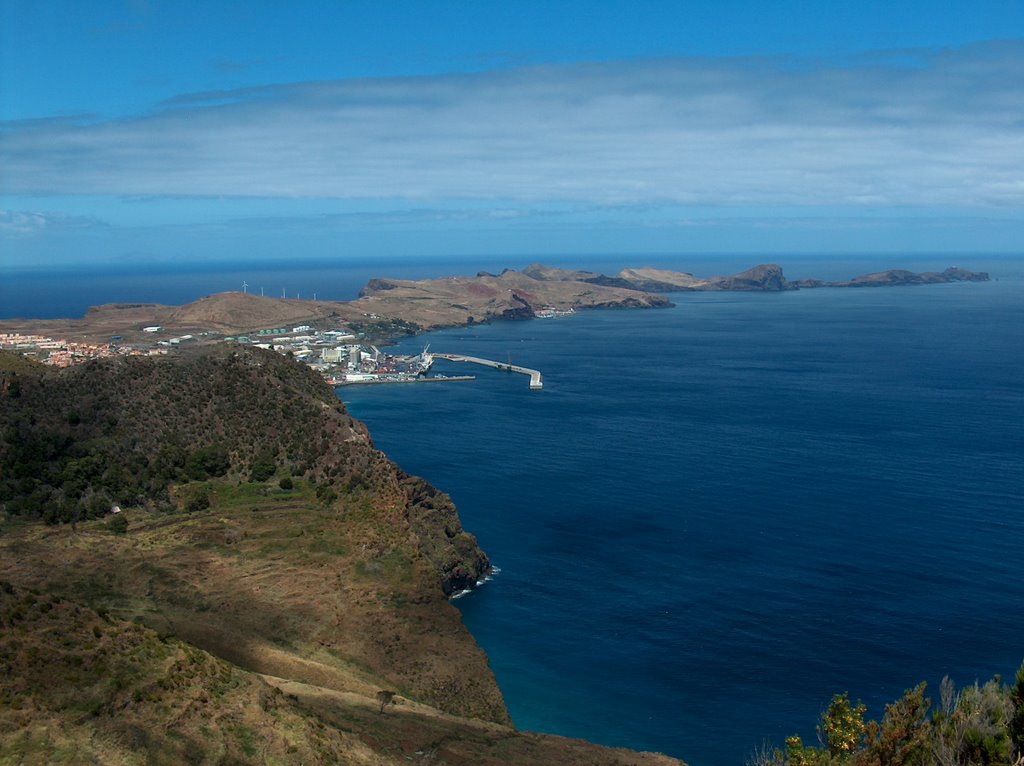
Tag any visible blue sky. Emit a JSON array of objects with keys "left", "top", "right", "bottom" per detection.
[{"left": 2, "top": 0, "right": 1024, "bottom": 267}]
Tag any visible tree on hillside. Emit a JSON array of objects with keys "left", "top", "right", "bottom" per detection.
[
  {"left": 376, "top": 690, "right": 396, "bottom": 714},
  {"left": 186, "top": 444, "right": 230, "bottom": 480}
]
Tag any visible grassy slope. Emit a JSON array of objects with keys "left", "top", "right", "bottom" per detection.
[
  {"left": 0, "top": 350, "right": 47, "bottom": 375},
  {"left": 0, "top": 484, "right": 506, "bottom": 724},
  {"left": 0, "top": 582, "right": 373, "bottom": 765},
  {"left": 1, "top": 582, "right": 680, "bottom": 766}
]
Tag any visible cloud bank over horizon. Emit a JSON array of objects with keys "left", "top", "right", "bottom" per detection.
[
  {"left": 3, "top": 39, "right": 1024, "bottom": 264},
  {"left": 4, "top": 42, "right": 1023, "bottom": 210}
]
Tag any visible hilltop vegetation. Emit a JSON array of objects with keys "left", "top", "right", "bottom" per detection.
[
  {"left": 1, "top": 344, "right": 483, "bottom": 599},
  {"left": 2, "top": 346, "right": 365, "bottom": 520}
]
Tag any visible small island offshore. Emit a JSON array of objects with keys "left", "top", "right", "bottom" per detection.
[{"left": 3, "top": 260, "right": 1019, "bottom": 766}]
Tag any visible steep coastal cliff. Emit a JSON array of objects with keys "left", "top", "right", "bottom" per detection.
[{"left": 0, "top": 347, "right": 683, "bottom": 764}]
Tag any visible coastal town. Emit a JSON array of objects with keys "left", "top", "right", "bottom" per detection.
[
  {"left": 0, "top": 325, "right": 468, "bottom": 385},
  {"left": 0, "top": 324, "right": 556, "bottom": 388},
  {"left": 0, "top": 332, "right": 169, "bottom": 367}
]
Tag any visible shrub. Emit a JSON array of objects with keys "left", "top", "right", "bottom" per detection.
[
  {"left": 184, "top": 487, "right": 210, "bottom": 513},
  {"left": 315, "top": 484, "right": 338, "bottom": 505},
  {"left": 107, "top": 514, "right": 128, "bottom": 535},
  {"left": 186, "top": 445, "right": 230, "bottom": 480},
  {"left": 250, "top": 452, "right": 276, "bottom": 482}
]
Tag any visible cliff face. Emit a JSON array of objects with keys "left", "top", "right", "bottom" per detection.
[
  {"left": 0, "top": 346, "right": 503, "bottom": 722},
  {"left": 694, "top": 263, "right": 792, "bottom": 291},
  {"left": 0, "top": 345, "right": 688, "bottom": 764}
]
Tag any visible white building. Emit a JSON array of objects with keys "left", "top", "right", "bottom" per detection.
[{"left": 321, "top": 347, "right": 344, "bottom": 363}]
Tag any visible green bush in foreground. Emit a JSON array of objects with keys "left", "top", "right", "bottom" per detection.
[{"left": 750, "top": 662, "right": 1024, "bottom": 766}]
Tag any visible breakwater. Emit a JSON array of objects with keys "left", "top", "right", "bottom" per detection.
[{"left": 433, "top": 353, "right": 543, "bottom": 389}]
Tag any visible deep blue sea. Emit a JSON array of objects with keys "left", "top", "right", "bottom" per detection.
[
  {"left": 3, "top": 255, "right": 1022, "bottom": 765},
  {"left": 338, "top": 263, "right": 1024, "bottom": 766}
]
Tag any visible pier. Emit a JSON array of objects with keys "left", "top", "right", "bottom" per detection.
[{"left": 433, "top": 353, "right": 543, "bottom": 390}]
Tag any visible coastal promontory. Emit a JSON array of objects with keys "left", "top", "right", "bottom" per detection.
[
  {"left": 0, "top": 347, "right": 684, "bottom": 765},
  {"left": 0, "top": 262, "right": 989, "bottom": 350}
]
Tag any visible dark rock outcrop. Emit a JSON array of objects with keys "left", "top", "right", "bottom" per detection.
[
  {"left": 696, "top": 263, "right": 793, "bottom": 291},
  {"left": 359, "top": 278, "right": 399, "bottom": 296}
]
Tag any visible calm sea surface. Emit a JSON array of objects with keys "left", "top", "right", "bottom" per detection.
[
  {"left": 339, "top": 268, "right": 1024, "bottom": 765},
  {"left": 3, "top": 256, "right": 1022, "bottom": 765}
]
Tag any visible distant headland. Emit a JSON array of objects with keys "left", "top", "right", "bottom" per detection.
[{"left": 0, "top": 263, "right": 989, "bottom": 373}]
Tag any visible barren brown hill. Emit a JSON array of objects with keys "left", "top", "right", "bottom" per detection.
[
  {"left": 523, "top": 263, "right": 791, "bottom": 291},
  {"left": 521, "top": 263, "right": 604, "bottom": 282},
  {"left": 0, "top": 293, "right": 370, "bottom": 345},
  {"left": 615, "top": 267, "right": 704, "bottom": 291},
  {"left": 355, "top": 269, "right": 671, "bottom": 329},
  {"left": 168, "top": 291, "right": 361, "bottom": 333},
  {"left": 611, "top": 264, "right": 792, "bottom": 291},
  {"left": 0, "top": 302, "right": 175, "bottom": 345}
]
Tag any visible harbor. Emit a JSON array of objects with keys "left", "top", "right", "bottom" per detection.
[
  {"left": 4, "top": 319, "right": 545, "bottom": 391},
  {"left": 314, "top": 342, "right": 542, "bottom": 389}
]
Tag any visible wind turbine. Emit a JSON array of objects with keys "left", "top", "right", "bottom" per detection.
[{"left": 242, "top": 280, "right": 248, "bottom": 294}]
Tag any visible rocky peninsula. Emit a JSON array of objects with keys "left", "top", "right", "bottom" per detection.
[
  {"left": 521, "top": 262, "right": 990, "bottom": 293},
  {"left": 0, "top": 263, "right": 988, "bottom": 349}
]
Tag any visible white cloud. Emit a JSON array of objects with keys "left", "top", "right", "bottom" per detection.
[
  {"left": 2, "top": 41, "right": 1023, "bottom": 208},
  {"left": 0, "top": 209, "right": 106, "bottom": 235},
  {"left": 0, "top": 210, "right": 48, "bottom": 234}
]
